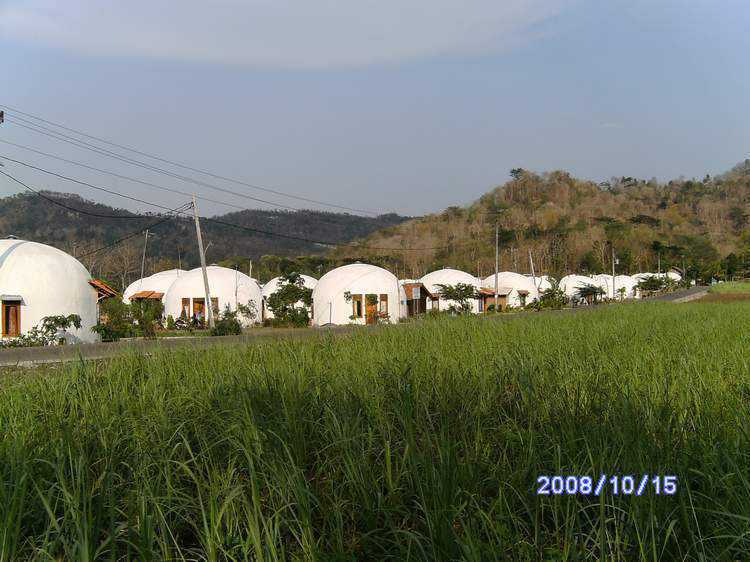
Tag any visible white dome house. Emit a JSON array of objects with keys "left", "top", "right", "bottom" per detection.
[
  {"left": 420, "top": 268, "right": 482, "bottom": 313},
  {"left": 559, "top": 274, "right": 598, "bottom": 302},
  {"left": 163, "top": 266, "right": 262, "bottom": 327},
  {"left": 123, "top": 269, "right": 186, "bottom": 304},
  {"left": 482, "top": 272, "right": 539, "bottom": 308},
  {"left": 0, "top": 238, "right": 98, "bottom": 343},
  {"left": 614, "top": 275, "right": 640, "bottom": 299},
  {"left": 312, "top": 263, "right": 405, "bottom": 326},
  {"left": 262, "top": 274, "right": 317, "bottom": 320}
]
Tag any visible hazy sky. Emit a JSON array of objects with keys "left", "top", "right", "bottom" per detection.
[{"left": 1, "top": 0, "right": 748, "bottom": 217}]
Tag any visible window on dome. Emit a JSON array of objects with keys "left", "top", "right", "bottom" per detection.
[
  {"left": 2, "top": 300, "right": 21, "bottom": 337},
  {"left": 351, "top": 294, "right": 363, "bottom": 318},
  {"left": 193, "top": 298, "right": 206, "bottom": 323},
  {"left": 379, "top": 294, "right": 388, "bottom": 314}
]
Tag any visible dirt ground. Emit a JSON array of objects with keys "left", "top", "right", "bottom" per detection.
[{"left": 698, "top": 293, "right": 750, "bottom": 303}]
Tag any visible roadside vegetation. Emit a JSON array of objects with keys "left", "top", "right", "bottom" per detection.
[{"left": 1, "top": 302, "right": 749, "bottom": 559}]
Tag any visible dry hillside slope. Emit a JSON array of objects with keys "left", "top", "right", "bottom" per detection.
[{"left": 333, "top": 163, "right": 750, "bottom": 281}]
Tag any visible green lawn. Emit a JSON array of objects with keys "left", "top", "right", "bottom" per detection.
[
  {"left": 708, "top": 280, "right": 750, "bottom": 293},
  {"left": 2, "top": 302, "right": 750, "bottom": 560}
]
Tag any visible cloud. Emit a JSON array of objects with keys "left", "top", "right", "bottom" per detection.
[{"left": 0, "top": 0, "right": 573, "bottom": 68}]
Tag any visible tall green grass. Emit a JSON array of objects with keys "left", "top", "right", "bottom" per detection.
[
  {"left": 708, "top": 281, "right": 750, "bottom": 294},
  {"left": 1, "top": 302, "right": 749, "bottom": 560}
]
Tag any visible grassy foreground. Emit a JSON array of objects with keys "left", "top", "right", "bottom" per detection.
[
  {"left": 708, "top": 281, "right": 750, "bottom": 294},
  {"left": 1, "top": 303, "right": 749, "bottom": 560}
]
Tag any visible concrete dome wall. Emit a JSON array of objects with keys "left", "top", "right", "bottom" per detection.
[
  {"left": 420, "top": 268, "right": 481, "bottom": 313},
  {"left": 262, "top": 274, "right": 317, "bottom": 319},
  {"left": 163, "top": 266, "right": 262, "bottom": 326},
  {"left": 312, "top": 263, "right": 404, "bottom": 326},
  {"left": 123, "top": 269, "right": 186, "bottom": 304},
  {"left": 482, "top": 271, "right": 539, "bottom": 308},
  {"left": 559, "top": 275, "right": 597, "bottom": 300},
  {"left": 532, "top": 275, "right": 554, "bottom": 292},
  {"left": 0, "top": 239, "right": 98, "bottom": 343}
]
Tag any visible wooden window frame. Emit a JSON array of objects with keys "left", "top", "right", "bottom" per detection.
[
  {"left": 2, "top": 300, "right": 21, "bottom": 337},
  {"left": 351, "top": 294, "right": 363, "bottom": 318},
  {"left": 181, "top": 298, "right": 191, "bottom": 319},
  {"left": 379, "top": 293, "right": 388, "bottom": 314}
]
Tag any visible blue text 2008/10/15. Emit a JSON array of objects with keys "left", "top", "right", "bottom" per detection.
[{"left": 536, "top": 475, "right": 677, "bottom": 496}]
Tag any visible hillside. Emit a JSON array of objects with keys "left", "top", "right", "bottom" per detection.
[
  {"left": 333, "top": 162, "right": 750, "bottom": 281},
  {"left": 0, "top": 191, "right": 409, "bottom": 289}
]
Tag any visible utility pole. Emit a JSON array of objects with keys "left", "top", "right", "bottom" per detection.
[
  {"left": 529, "top": 249, "right": 537, "bottom": 290},
  {"left": 494, "top": 222, "right": 499, "bottom": 314},
  {"left": 611, "top": 243, "right": 616, "bottom": 299},
  {"left": 192, "top": 196, "right": 214, "bottom": 329},
  {"left": 140, "top": 229, "right": 149, "bottom": 281},
  {"left": 248, "top": 259, "right": 253, "bottom": 280}
]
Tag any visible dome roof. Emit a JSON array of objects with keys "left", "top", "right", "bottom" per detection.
[
  {"left": 559, "top": 274, "right": 597, "bottom": 296},
  {"left": 314, "top": 263, "right": 398, "bottom": 298},
  {"left": 0, "top": 239, "right": 98, "bottom": 342},
  {"left": 482, "top": 271, "right": 537, "bottom": 292},
  {"left": 123, "top": 269, "right": 186, "bottom": 303},
  {"left": 262, "top": 274, "right": 317, "bottom": 298},
  {"left": 420, "top": 268, "right": 480, "bottom": 294}
]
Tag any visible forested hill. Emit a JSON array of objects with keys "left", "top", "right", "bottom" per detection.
[
  {"left": 332, "top": 160, "right": 750, "bottom": 281},
  {"left": 0, "top": 191, "right": 409, "bottom": 287}
]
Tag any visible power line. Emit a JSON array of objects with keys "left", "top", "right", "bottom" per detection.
[
  {"left": 0, "top": 138, "right": 248, "bottom": 211},
  {"left": 0, "top": 154, "right": 190, "bottom": 214},
  {"left": 1, "top": 161, "right": 470, "bottom": 253},
  {"left": 78, "top": 206, "right": 191, "bottom": 258},
  {"left": 1, "top": 104, "right": 381, "bottom": 215},
  {"left": 5, "top": 117, "right": 319, "bottom": 213},
  {"left": 0, "top": 168, "right": 168, "bottom": 219},
  {"left": 0, "top": 147, "right": 389, "bottom": 228}
]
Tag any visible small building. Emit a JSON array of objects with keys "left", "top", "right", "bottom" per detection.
[
  {"left": 419, "top": 268, "right": 482, "bottom": 313},
  {"left": 262, "top": 274, "right": 317, "bottom": 320},
  {"left": 482, "top": 272, "right": 539, "bottom": 309},
  {"left": 0, "top": 238, "right": 99, "bottom": 343},
  {"left": 163, "top": 266, "right": 262, "bottom": 326},
  {"left": 312, "top": 263, "right": 405, "bottom": 326},
  {"left": 400, "top": 280, "right": 437, "bottom": 316},
  {"left": 123, "top": 269, "right": 186, "bottom": 304}
]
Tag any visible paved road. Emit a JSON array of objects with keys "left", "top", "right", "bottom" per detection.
[
  {"left": 648, "top": 285, "right": 709, "bottom": 303},
  {"left": 0, "top": 325, "right": 359, "bottom": 368}
]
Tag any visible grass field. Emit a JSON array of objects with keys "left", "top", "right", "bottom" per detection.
[
  {"left": 1, "top": 302, "right": 749, "bottom": 560},
  {"left": 708, "top": 281, "right": 750, "bottom": 294}
]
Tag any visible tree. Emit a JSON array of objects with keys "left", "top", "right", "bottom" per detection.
[
  {"left": 575, "top": 283, "right": 605, "bottom": 304},
  {"left": 266, "top": 272, "right": 313, "bottom": 327},
  {"left": 435, "top": 283, "right": 479, "bottom": 314}
]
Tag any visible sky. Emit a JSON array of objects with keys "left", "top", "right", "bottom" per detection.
[{"left": 0, "top": 0, "right": 748, "bottom": 217}]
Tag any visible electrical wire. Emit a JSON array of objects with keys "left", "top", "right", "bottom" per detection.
[
  {"left": 77, "top": 205, "right": 192, "bottom": 258},
  {"left": 1, "top": 158, "right": 472, "bottom": 252},
  {"left": 1, "top": 105, "right": 380, "bottom": 215},
  {"left": 0, "top": 168, "right": 168, "bottom": 219},
  {"left": 5, "top": 117, "right": 319, "bottom": 213},
  {"left": 0, "top": 138, "right": 248, "bottom": 211},
  {"left": 0, "top": 154, "right": 194, "bottom": 214}
]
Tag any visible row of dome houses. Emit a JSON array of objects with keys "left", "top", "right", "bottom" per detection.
[{"left": 0, "top": 238, "right": 682, "bottom": 344}]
